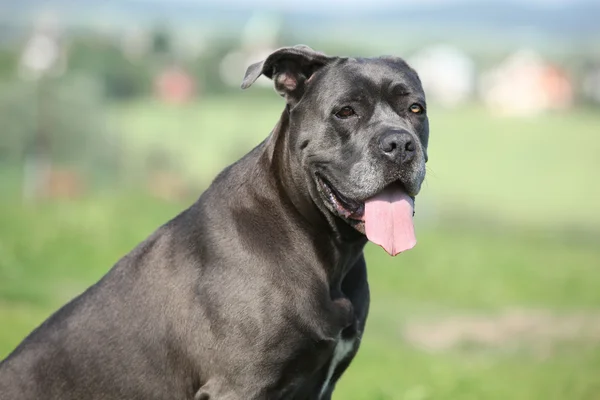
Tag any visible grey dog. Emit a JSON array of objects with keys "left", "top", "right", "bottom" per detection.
[{"left": 0, "top": 45, "right": 429, "bottom": 400}]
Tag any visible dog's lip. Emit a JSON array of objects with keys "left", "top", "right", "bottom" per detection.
[
  {"left": 315, "top": 173, "right": 364, "bottom": 221},
  {"left": 315, "top": 173, "right": 416, "bottom": 221}
]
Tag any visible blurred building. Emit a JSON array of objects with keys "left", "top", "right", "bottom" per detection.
[
  {"left": 408, "top": 44, "right": 475, "bottom": 108},
  {"left": 480, "top": 49, "right": 574, "bottom": 117},
  {"left": 121, "top": 26, "right": 151, "bottom": 62},
  {"left": 18, "top": 12, "right": 67, "bottom": 81},
  {"left": 219, "top": 11, "right": 282, "bottom": 89},
  {"left": 154, "top": 64, "right": 196, "bottom": 104}
]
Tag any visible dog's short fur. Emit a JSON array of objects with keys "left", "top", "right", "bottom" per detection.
[{"left": 0, "top": 45, "right": 429, "bottom": 400}]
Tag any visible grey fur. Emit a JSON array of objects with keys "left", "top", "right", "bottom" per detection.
[{"left": 0, "top": 45, "right": 429, "bottom": 400}]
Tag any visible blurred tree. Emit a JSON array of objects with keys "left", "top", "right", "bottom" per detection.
[
  {"left": 189, "top": 38, "right": 244, "bottom": 95},
  {"left": 68, "top": 37, "right": 152, "bottom": 99},
  {"left": 150, "top": 24, "right": 171, "bottom": 56},
  {"left": 0, "top": 75, "right": 121, "bottom": 180},
  {"left": 0, "top": 48, "right": 18, "bottom": 81}
]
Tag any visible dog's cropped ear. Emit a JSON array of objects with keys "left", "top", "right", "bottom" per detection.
[{"left": 241, "top": 45, "right": 334, "bottom": 105}]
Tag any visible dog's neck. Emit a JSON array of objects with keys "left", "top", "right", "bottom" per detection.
[
  {"left": 263, "top": 108, "right": 323, "bottom": 227},
  {"left": 255, "top": 107, "right": 367, "bottom": 282}
]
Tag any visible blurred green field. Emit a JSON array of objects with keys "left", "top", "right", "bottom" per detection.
[{"left": 1, "top": 98, "right": 600, "bottom": 399}]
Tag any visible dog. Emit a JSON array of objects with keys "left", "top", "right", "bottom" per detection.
[{"left": 0, "top": 45, "right": 429, "bottom": 400}]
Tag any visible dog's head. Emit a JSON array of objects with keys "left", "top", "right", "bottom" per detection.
[{"left": 243, "top": 45, "right": 429, "bottom": 255}]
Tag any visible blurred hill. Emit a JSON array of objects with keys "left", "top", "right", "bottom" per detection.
[{"left": 3, "top": 0, "right": 600, "bottom": 53}]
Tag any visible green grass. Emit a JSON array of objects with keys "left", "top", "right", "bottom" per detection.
[{"left": 2, "top": 98, "right": 600, "bottom": 398}]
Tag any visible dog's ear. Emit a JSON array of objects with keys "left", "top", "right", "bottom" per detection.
[{"left": 241, "top": 45, "right": 334, "bottom": 105}]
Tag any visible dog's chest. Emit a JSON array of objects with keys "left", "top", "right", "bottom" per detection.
[
  {"left": 317, "top": 335, "right": 356, "bottom": 399},
  {"left": 277, "top": 294, "right": 360, "bottom": 399},
  {"left": 315, "top": 296, "right": 359, "bottom": 398}
]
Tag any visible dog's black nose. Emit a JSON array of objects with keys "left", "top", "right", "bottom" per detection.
[{"left": 379, "top": 130, "right": 416, "bottom": 164}]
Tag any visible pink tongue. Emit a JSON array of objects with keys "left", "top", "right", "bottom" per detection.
[{"left": 364, "top": 184, "right": 416, "bottom": 256}]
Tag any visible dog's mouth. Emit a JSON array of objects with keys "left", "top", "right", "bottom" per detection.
[
  {"left": 315, "top": 173, "right": 417, "bottom": 256},
  {"left": 316, "top": 174, "right": 365, "bottom": 222}
]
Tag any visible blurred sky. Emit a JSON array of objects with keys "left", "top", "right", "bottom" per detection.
[{"left": 127, "top": 0, "right": 589, "bottom": 10}]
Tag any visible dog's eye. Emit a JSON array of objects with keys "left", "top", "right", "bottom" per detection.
[
  {"left": 335, "top": 106, "right": 356, "bottom": 119},
  {"left": 409, "top": 104, "right": 424, "bottom": 114}
]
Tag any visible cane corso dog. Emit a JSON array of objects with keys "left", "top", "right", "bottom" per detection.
[{"left": 0, "top": 45, "right": 429, "bottom": 399}]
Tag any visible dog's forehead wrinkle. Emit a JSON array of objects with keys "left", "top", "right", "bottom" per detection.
[
  {"left": 343, "top": 58, "right": 417, "bottom": 81},
  {"left": 316, "top": 74, "right": 424, "bottom": 111}
]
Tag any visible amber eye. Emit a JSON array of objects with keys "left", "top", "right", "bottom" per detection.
[
  {"left": 410, "top": 104, "right": 424, "bottom": 114},
  {"left": 335, "top": 106, "right": 356, "bottom": 119}
]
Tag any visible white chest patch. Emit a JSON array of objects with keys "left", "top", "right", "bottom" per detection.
[{"left": 318, "top": 337, "right": 356, "bottom": 399}]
